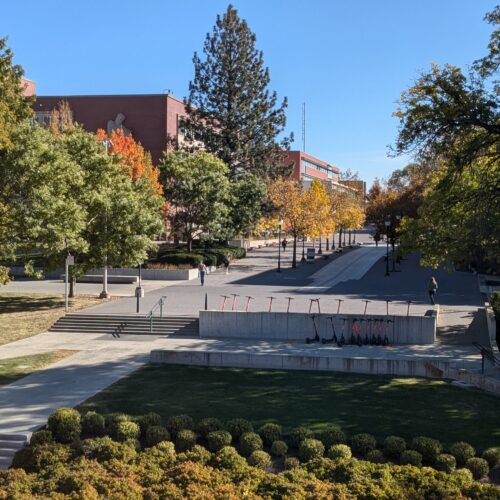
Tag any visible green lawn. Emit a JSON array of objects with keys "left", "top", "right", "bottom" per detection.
[
  {"left": 0, "top": 350, "right": 76, "bottom": 386},
  {"left": 78, "top": 364, "right": 500, "bottom": 450}
]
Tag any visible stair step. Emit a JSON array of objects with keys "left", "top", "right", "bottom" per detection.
[
  {"left": 0, "top": 449, "right": 17, "bottom": 457},
  {"left": 0, "top": 434, "right": 28, "bottom": 442}
]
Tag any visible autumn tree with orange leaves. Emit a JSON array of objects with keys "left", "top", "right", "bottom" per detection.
[{"left": 96, "top": 128, "right": 163, "bottom": 197}]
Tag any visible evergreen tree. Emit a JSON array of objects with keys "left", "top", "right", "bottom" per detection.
[{"left": 184, "top": 4, "right": 292, "bottom": 180}]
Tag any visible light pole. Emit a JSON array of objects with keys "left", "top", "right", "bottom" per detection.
[
  {"left": 277, "top": 219, "right": 283, "bottom": 273},
  {"left": 385, "top": 220, "right": 391, "bottom": 277},
  {"left": 135, "top": 263, "right": 144, "bottom": 313},
  {"left": 99, "top": 139, "right": 113, "bottom": 300}
]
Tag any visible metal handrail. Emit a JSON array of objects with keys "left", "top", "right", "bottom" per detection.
[
  {"left": 147, "top": 296, "right": 167, "bottom": 334},
  {"left": 472, "top": 342, "right": 500, "bottom": 373}
]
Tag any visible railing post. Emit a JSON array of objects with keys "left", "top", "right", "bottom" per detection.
[{"left": 150, "top": 315, "right": 153, "bottom": 334}]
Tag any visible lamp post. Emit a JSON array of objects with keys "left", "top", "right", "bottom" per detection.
[
  {"left": 277, "top": 219, "right": 283, "bottom": 272},
  {"left": 392, "top": 215, "right": 401, "bottom": 272},
  {"left": 99, "top": 139, "right": 113, "bottom": 300},
  {"left": 384, "top": 220, "right": 391, "bottom": 277}
]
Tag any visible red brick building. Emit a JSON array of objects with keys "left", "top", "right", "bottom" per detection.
[
  {"left": 282, "top": 150, "right": 341, "bottom": 186},
  {"left": 34, "top": 94, "right": 188, "bottom": 163}
]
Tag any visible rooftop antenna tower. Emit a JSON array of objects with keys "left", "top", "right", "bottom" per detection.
[{"left": 302, "top": 102, "right": 306, "bottom": 152}]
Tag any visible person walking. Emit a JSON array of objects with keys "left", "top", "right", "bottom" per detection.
[
  {"left": 282, "top": 238, "right": 288, "bottom": 253},
  {"left": 198, "top": 262, "right": 207, "bottom": 286},
  {"left": 223, "top": 257, "right": 230, "bottom": 275},
  {"left": 428, "top": 276, "right": 438, "bottom": 305}
]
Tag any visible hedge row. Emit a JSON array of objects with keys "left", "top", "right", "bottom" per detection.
[
  {"left": 24, "top": 408, "right": 500, "bottom": 481},
  {"left": 4, "top": 415, "right": 498, "bottom": 498},
  {"left": 147, "top": 245, "right": 246, "bottom": 268}
]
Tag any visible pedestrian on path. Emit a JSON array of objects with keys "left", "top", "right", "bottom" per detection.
[
  {"left": 198, "top": 262, "right": 207, "bottom": 286},
  {"left": 428, "top": 276, "right": 438, "bottom": 305},
  {"left": 282, "top": 238, "right": 288, "bottom": 253},
  {"left": 223, "top": 257, "right": 230, "bottom": 275}
]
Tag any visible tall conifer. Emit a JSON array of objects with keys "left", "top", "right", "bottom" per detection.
[{"left": 185, "top": 4, "right": 292, "bottom": 179}]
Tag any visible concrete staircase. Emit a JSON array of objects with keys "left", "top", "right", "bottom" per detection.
[
  {"left": 0, "top": 434, "right": 28, "bottom": 470},
  {"left": 49, "top": 314, "right": 199, "bottom": 337}
]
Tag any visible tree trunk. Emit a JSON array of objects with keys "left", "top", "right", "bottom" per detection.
[
  {"left": 338, "top": 228, "right": 342, "bottom": 248},
  {"left": 301, "top": 237, "right": 306, "bottom": 262},
  {"left": 348, "top": 231, "right": 352, "bottom": 246},
  {"left": 187, "top": 238, "right": 193, "bottom": 252},
  {"left": 332, "top": 233, "right": 335, "bottom": 249},
  {"left": 318, "top": 237, "right": 323, "bottom": 255},
  {"left": 69, "top": 277, "right": 76, "bottom": 298},
  {"left": 326, "top": 236, "right": 330, "bottom": 251},
  {"left": 292, "top": 232, "right": 297, "bottom": 268}
]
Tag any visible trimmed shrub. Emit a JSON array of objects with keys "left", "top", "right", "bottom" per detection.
[
  {"left": 12, "top": 442, "right": 72, "bottom": 472},
  {"left": 317, "top": 426, "right": 346, "bottom": 448},
  {"left": 284, "top": 456, "right": 300, "bottom": 470},
  {"left": 115, "top": 421, "right": 140, "bottom": 442},
  {"left": 270, "top": 440, "right": 288, "bottom": 457},
  {"left": 81, "top": 437, "right": 136, "bottom": 463},
  {"left": 248, "top": 450, "right": 272, "bottom": 469},
  {"left": 29, "top": 430, "right": 53, "bottom": 447},
  {"left": 449, "top": 441, "right": 476, "bottom": 467},
  {"left": 239, "top": 432, "right": 263, "bottom": 457},
  {"left": 298, "top": 439, "right": 325, "bottom": 462},
  {"left": 105, "top": 413, "right": 131, "bottom": 439},
  {"left": 384, "top": 436, "right": 406, "bottom": 459},
  {"left": 288, "top": 427, "right": 314, "bottom": 448},
  {"left": 436, "top": 453, "right": 457, "bottom": 473},
  {"left": 145, "top": 426, "right": 170, "bottom": 447},
  {"left": 207, "top": 430, "right": 232, "bottom": 452},
  {"left": 212, "top": 446, "right": 248, "bottom": 471},
  {"left": 81, "top": 411, "right": 105, "bottom": 437},
  {"left": 366, "top": 449, "right": 386, "bottom": 464},
  {"left": 175, "top": 429, "right": 197, "bottom": 452},
  {"left": 196, "top": 418, "right": 224, "bottom": 439},
  {"left": 177, "top": 444, "right": 212, "bottom": 465},
  {"left": 166, "top": 414, "right": 194, "bottom": 438},
  {"left": 410, "top": 436, "right": 442, "bottom": 465},
  {"left": 138, "top": 412, "right": 162, "bottom": 435},
  {"left": 47, "top": 408, "right": 81, "bottom": 444},
  {"left": 148, "top": 252, "right": 204, "bottom": 268},
  {"left": 465, "top": 457, "right": 489, "bottom": 480},
  {"left": 153, "top": 440, "right": 176, "bottom": 459},
  {"left": 482, "top": 447, "right": 500, "bottom": 468},
  {"left": 400, "top": 450, "right": 423, "bottom": 467},
  {"left": 327, "top": 444, "right": 352, "bottom": 461},
  {"left": 226, "top": 418, "right": 254, "bottom": 440},
  {"left": 258, "top": 423, "right": 282, "bottom": 446},
  {"left": 350, "top": 433, "right": 377, "bottom": 457}
]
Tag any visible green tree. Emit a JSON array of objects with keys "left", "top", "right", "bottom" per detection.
[
  {"left": 159, "top": 151, "right": 231, "bottom": 252},
  {"left": 60, "top": 127, "right": 163, "bottom": 285},
  {"left": 184, "top": 4, "right": 292, "bottom": 180},
  {"left": 0, "top": 37, "right": 33, "bottom": 151},
  {"left": 0, "top": 122, "right": 87, "bottom": 276}
]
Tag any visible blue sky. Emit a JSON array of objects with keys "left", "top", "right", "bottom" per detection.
[{"left": 2, "top": 0, "right": 497, "bottom": 186}]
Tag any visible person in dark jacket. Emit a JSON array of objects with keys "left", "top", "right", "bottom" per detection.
[{"left": 428, "top": 277, "right": 438, "bottom": 305}]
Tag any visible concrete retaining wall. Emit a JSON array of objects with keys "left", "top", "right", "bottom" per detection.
[
  {"left": 486, "top": 307, "right": 496, "bottom": 347},
  {"left": 8, "top": 266, "right": 202, "bottom": 281},
  {"left": 150, "top": 349, "right": 449, "bottom": 377},
  {"left": 199, "top": 311, "right": 436, "bottom": 345},
  {"left": 229, "top": 238, "right": 279, "bottom": 250}
]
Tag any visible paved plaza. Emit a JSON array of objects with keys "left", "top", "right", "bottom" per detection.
[{"left": 0, "top": 231, "right": 494, "bottom": 437}]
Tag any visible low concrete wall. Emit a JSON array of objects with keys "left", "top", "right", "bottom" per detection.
[
  {"left": 486, "top": 307, "right": 496, "bottom": 347},
  {"left": 199, "top": 311, "right": 436, "bottom": 345},
  {"left": 150, "top": 349, "right": 449, "bottom": 377},
  {"left": 229, "top": 238, "right": 280, "bottom": 250},
  {"left": 8, "top": 266, "right": 201, "bottom": 281},
  {"left": 449, "top": 367, "right": 500, "bottom": 396}
]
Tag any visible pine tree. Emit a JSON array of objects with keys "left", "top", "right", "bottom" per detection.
[{"left": 185, "top": 4, "right": 292, "bottom": 180}]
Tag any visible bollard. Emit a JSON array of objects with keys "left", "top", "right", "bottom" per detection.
[
  {"left": 205, "top": 293, "right": 208, "bottom": 311},
  {"left": 231, "top": 293, "right": 240, "bottom": 311},
  {"left": 385, "top": 299, "right": 392, "bottom": 316},
  {"left": 245, "top": 296, "right": 254, "bottom": 312}
]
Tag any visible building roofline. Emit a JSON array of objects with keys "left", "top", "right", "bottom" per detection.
[{"left": 36, "top": 93, "right": 185, "bottom": 102}]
